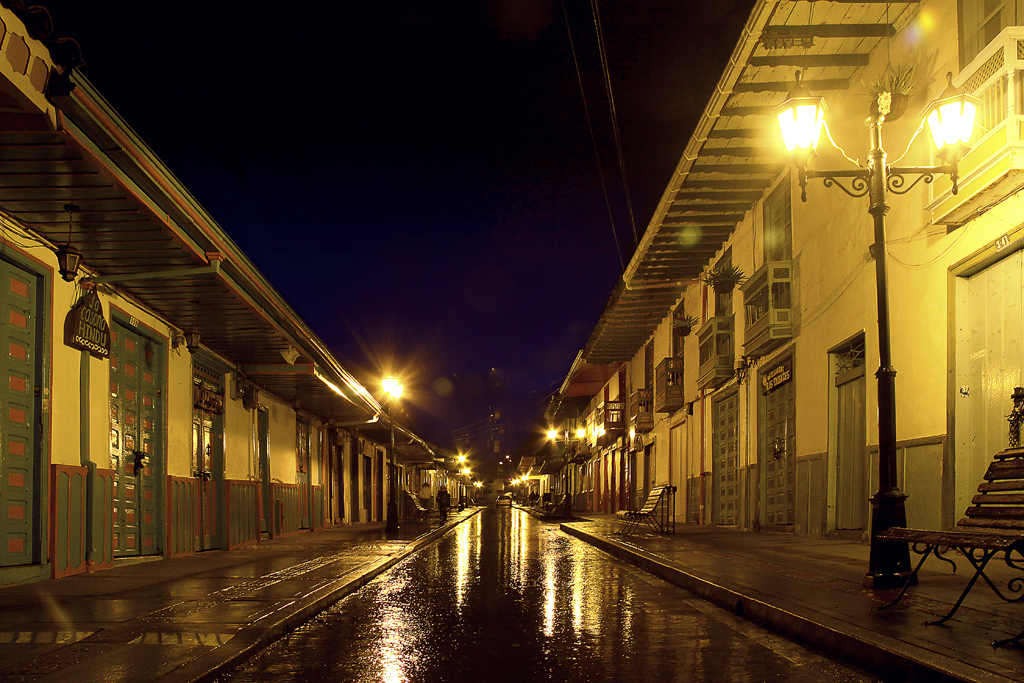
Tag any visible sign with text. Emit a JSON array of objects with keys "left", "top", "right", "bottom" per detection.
[
  {"left": 762, "top": 358, "right": 792, "bottom": 395},
  {"left": 64, "top": 290, "right": 110, "bottom": 359}
]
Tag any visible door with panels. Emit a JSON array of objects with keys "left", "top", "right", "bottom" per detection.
[
  {"left": 109, "top": 322, "right": 160, "bottom": 556},
  {"left": 0, "top": 259, "right": 41, "bottom": 566},
  {"left": 192, "top": 364, "right": 224, "bottom": 550},
  {"left": 713, "top": 392, "right": 740, "bottom": 525},
  {"left": 762, "top": 360, "right": 796, "bottom": 527}
]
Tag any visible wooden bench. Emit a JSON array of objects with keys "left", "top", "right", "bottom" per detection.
[
  {"left": 616, "top": 485, "right": 674, "bottom": 534},
  {"left": 878, "top": 446, "right": 1024, "bottom": 647},
  {"left": 403, "top": 489, "right": 429, "bottom": 522}
]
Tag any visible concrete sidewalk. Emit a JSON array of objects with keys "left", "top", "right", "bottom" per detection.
[
  {"left": 561, "top": 514, "right": 1024, "bottom": 682},
  {"left": 0, "top": 507, "right": 480, "bottom": 683}
]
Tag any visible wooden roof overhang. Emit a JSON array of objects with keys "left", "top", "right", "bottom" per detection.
[
  {"left": 0, "top": 60, "right": 383, "bottom": 424},
  {"left": 579, "top": 0, "right": 921, "bottom": 367}
]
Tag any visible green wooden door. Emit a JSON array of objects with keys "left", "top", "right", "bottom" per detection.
[
  {"left": 110, "top": 323, "right": 160, "bottom": 556},
  {"left": 0, "top": 261, "right": 39, "bottom": 566}
]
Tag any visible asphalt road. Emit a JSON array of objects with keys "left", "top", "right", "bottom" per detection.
[{"left": 219, "top": 507, "right": 876, "bottom": 682}]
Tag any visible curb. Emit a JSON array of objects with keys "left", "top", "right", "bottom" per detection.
[
  {"left": 560, "top": 522, "right": 1015, "bottom": 683},
  {"left": 158, "top": 508, "right": 482, "bottom": 683}
]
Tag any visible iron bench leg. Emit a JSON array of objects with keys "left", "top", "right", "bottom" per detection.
[
  {"left": 880, "top": 543, "right": 939, "bottom": 610},
  {"left": 925, "top": 547, "right": 999, "bottom": 625}
]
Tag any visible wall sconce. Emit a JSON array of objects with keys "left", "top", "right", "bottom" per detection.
[
  {"left": 185, "top": 330, "right": 201, "bottom": 354},
  {"left": 55, "top": 204, "right": 81, "bottom": 282},
  {"left": 735, "top": 354, "right": 757, "bottom": 384}
]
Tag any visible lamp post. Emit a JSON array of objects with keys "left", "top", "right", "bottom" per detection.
[
  {"left": 776, "top": 71, "right": 977, "bottom": 589},
  {"left": 382, "top": 377, "right": 403, "bottom": 533}
]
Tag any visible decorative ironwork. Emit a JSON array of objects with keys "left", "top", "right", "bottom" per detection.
[
  {"left": 1008, "top": 386, "right": 1024, "bottom": 448},
  {"left": 820, "top": 174, "right": 870, "bottom": 198},
  {"left": 887, "top": 170, "right": 935, "bottom": 195}
]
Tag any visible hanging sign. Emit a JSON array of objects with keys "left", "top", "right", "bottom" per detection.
[
  {"left": 64, "top": 290, "right": 110, "bottom": 359},
  {"left": 762, "top": 358, "right": 792, "bottom": 395}
]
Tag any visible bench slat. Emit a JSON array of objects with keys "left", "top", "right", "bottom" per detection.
[
  {"left": 972, "top": 493, "right": 1024, "bottom": 505},
  {"left": 977, "top": 481, "right": 1024, "bottom": 493},
  {"left": 957, "top": 517, "right": 1024, "bottom": 530},
  {"left": 984, "top": 461, "right": 1024, "bottom": 480},
  {"left": 965, "top": 506, "right": 1024, "bottom": 519},
  {"left": 878, "top": 528, "right": 1020, "bottom": 549}
]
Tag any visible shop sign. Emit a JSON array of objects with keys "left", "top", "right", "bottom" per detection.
[
  {"left": 64, "top": 290, "right": 110, "bottom": 359},
  {"left": 762, "top": 358, "right": 792, "bottom": 394}
]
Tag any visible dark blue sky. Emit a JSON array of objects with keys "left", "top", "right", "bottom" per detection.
[{"left": 36, "top": 0, "right": 752, "bottom": 447}]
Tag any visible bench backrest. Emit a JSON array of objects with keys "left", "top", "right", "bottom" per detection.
[
  {"left": 637, "top": 485, "right": 670, "bottom": 514},
  {"left": 957, "top": 447, "right": 1024, "bottom": 533}
]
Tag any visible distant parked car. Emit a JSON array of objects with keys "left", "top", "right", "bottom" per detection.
[{"left": 496, "top": 493, "right": 513, "bottom": 507}]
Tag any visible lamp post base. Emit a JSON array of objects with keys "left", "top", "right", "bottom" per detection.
[
  {"left": 863, "top": 489, "right": 914, "bottom": 589},
  {"left": 385, "top": 500, "right": 399, "bottom": 533}
]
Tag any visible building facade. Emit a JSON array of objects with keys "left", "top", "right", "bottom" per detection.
[
  {"left": 548, "top": 0, "right": 1021, "bottom": 540},
  {"left": 0, "top": 3, "right": 440, "bottom": 586}
]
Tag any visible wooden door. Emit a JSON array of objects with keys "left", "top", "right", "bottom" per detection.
[
  {"left": 0, "top": 261, "right": 39, "bottom": 566},
  {"left": 109, "top": 322, "right": 159, "bottom": 556},
  {"left": 763, "top": 370, "right": 796, "bottom": 527},
  {"left": 835, "top": 364, "right": 867, "bottom": 530},
  {"left": 713, "top": 392, "right": 740, "bottom": 525}
]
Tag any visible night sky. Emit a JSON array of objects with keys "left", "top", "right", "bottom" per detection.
[{"left": 34, "top": 0, "right": 753, "bottom": 449}]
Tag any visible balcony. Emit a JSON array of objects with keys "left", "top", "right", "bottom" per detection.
[
  {"left": 630, "top": 388, "right": 654, "bottom": 433},
  {"left": 697, "top": 316, "right": 734, "bottom": 390},
  {"left": 598, "top": 400, "right": 625, "bottom": 446},
  {"left": 654, "top": 357, "right": 685, "bottom": 413},
  {"left": 740, "top": 261, "right": 792, "bottom": 356},
  {"left": 930, "top": 27, "right": 1024, "bottom": 226}
]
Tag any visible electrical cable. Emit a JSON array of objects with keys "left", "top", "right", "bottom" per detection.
[
  {"left": 590, "top": 0, "right": 638, "bottom": 246},
  {"left": 561, "top": 0, "right": 624, "bottom": 271}
]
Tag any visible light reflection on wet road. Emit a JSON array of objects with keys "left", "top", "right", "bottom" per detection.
[{"left": 221, "top": 508, "right": 874, "bottom": 682}]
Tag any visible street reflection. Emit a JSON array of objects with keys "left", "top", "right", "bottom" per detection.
[
  {"left": 371, "top": 568, "right": 412, "bottom": 683},
  {"left": 224, "top": 507, "right": 868, "bottom": 683}
]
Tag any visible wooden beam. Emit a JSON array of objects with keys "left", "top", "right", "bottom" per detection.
[
  {"left": 673, "top": 191, "right": 762, "bottom": 201},
  {"left": 706, "top": 128, "right": 772, "bottom": 139},
  {"left": 690, "top": 163, "right": 783, "bottom": 175},
  {"left": 719, "top": 106, "right": 773, "bottom": 117},
  {"left": 733, "top": 78, "right": 848, "bottom": 92},
  {"left": 696, "top": 147, "right": 775, "bottom": 158},
  {"left": 749, "top": 53, "right": 869, "bottom": 68},
  {"left": 763, "top": 24, "right": 895, "bottom": 38}
]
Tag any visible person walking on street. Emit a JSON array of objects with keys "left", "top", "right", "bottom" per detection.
[
  {"left": 419, "top": 481, "right": 432, "bottom": 511},
  {"left": 437, "top": 485, "right": 450, "bottom": 524}
]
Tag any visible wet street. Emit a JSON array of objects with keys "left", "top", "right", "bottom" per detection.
[{"left": 220, "top": 508, "right": 874, "bottom": 682}]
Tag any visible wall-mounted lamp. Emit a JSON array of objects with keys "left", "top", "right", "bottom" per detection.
[
  {"left": 55, "top": 204, "right": 81, "bottom": 282},
  {"left": 185, "top": 330, "right": 201, "bottom": 354},
  {"left": 735, "top": 354, "right": 757, "bottom": 384}
]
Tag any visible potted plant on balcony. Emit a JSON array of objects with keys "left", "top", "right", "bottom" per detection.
[
  {"left": 869, "top": 64, "right": 914, "bottom": 122},
  {"left": 701, "top": 263, "right": 746, "bottom": 294},
  {"left": 674, "top": 314, "right": 700, "bottom": 336}
]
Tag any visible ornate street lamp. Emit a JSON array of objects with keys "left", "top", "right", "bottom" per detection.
[
  {"left": 776, "top": 71, "right": 977, "bottom": 589},
  {"left": 382, "top": 376, "right": 403, "bottom": 533}
]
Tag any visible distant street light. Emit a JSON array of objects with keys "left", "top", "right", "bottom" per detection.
[{"left": 382, "top": 376, "right": 403, "bottom": 533}]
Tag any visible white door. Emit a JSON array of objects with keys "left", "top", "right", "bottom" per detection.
[{"left": 956, "top": 251, "right": 1023, "bottom": 515}]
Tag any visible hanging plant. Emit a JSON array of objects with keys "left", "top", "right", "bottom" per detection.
[
  {"left": 674, "top": 314, "right": 700, "bottom": 336},
  {"left": 701, "top": 263, "right": 746, "bottom": 294},
  {"left": 869, "top": 64, "right": 915, "bottom": 122}
]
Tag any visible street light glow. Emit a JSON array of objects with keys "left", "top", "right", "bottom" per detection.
[{"left": 382, "top": 376, "right": 403, "bottom": 399}]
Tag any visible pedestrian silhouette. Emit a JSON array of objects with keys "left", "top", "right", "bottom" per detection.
[{"left": 437, "top": 485, "right": 450, "bottom": 523}]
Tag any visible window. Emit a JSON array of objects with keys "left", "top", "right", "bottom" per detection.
[
  {"left": 714, "top": 248, "right": 734, "bottom": 317},
  {"left": 763, "top": 179, "right": 792, "bottom": 262},
  {"left": 960, "top": 0, "right": 1022, "bottom": 66}
]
